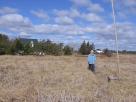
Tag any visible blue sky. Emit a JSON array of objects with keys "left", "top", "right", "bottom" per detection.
[{"left": 0, "top": 0, "right": 136, "bottom": 50}]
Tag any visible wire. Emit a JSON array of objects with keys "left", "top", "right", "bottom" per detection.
[{"left": 111, "top": 0, "right": 120, "bottom": 77}]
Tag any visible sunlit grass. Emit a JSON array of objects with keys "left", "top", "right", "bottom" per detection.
[{"left": 0, "top": 55, "right": 136, "bottom": 102}]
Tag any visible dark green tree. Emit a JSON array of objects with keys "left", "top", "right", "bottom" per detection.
[
  {"left": 63, "top": 45, "right": 73, "bottom": 55},
  {"left": 86, "top": 41, "right": 91, "bottom": 54},
  {"left": 24, "top": 43, "right": 33, "bottom": 54},
  {"left": 11, "top": 39, "right": 24, "bottom": 54},
  {"left": 0, "top": 34, "right": 9, "bottom": 42},
  {"left": 79, "top": 41, "right": 95, "bottom": 55},
  {"left": 79, "top": 40, "right": 88, "bottom": 55},
  {"left": 0, "top": 34, "right": 10, "bottom": 54},
  {"left": 34, "top": 40, "right": 64, "bottom": 56},
  {"left": 91, "top": 43, "right": 95, "bottom": 50}
]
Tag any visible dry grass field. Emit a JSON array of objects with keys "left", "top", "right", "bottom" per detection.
[{"left": 0, "top": 54, "right": 136, "bottom": 102}]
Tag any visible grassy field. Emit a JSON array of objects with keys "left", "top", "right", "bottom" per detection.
[{"left": 0, "top": 54, "right": 136, "bottom": 102}]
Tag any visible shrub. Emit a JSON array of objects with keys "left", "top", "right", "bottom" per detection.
[
  {"left": 103, "top": 48, "right": 112, "bottom": 57},
  {"left": 63, "top": 45, "right": 73, "bottom": 55}
]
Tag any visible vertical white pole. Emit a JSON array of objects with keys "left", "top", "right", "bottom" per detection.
[{"left": 111, "top": 0, "right": 120, "bottom": 77}]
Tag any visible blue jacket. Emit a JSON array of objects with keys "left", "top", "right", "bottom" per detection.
[{"left": 87, "top": 54, "right": 96, "bottom": 64}]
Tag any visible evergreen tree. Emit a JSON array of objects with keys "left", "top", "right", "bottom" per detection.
[
  {"left": 91, "top": 43, "right": 95, "bottom": 50},
  {"left": 86, "top": 41, "right": 91, "bottom": 54},
  {"left": 0, "top": 34, "right": 10, "bottom": 54},
  {"left": 24, "top": 43, "right": 33, "bottom": 54},
  {"left": 79, "top": 40, "right": 88, "bottom": 55},
  {"left": 11, "top": 39, "right": 24, "bottom": 54},
  {"left": 79, "top": 41, "right": 95, "bottom": 55},
  {"left": 0, "top": 34, "right": 9, "bottom": 43},
  {"left": 63, "top": 45, "right": 73, "bottom": 55}
]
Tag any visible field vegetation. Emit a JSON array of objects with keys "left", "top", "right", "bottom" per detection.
[{"left": 0, "top": 54, "right": 136, "bottom": 102}]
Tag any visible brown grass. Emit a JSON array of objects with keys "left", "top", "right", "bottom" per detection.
[{"left": 0, "top": 54, "right": 136, "bottom": 102}]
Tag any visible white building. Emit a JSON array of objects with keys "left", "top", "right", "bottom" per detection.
[{"left": 96, "top": 49, "right": 104, "bottom": 54}]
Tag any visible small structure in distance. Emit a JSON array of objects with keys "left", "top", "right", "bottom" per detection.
[{"left": 95, "top": 49, "right": 104, "bottom": 54}]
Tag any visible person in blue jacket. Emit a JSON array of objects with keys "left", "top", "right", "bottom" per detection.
[{"left": 87, "top": 50, "right": 96, "bottom": 73}]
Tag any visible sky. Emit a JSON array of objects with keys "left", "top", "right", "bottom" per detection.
[{"left": 0, "top": 0, "right": 136, "bottom": 50}]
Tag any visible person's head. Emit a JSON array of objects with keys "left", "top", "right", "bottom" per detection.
[{"left": 90, "top": 50, "right": 94, "bottom": 54}]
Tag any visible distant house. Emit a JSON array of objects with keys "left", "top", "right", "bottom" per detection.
[
  {"left": 19, "top": 38, "right": 38, "bottom": 44},
  {"left": 19, "top": 38, "right": 38, "bottom": 48},
  {"left": 96, "top": 49, "right": 104, "bottom": 54}
]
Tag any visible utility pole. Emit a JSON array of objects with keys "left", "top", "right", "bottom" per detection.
[{"left": 111, "top": 0, "right": 120, "bottom": 78}]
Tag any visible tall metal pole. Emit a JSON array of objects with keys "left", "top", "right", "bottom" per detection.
[{"left": 111, "top": 0, "right": 120, "bottom": 77}]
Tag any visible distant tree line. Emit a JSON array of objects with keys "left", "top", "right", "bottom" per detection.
[
  {"left": 119, "top": 50, "right": 136, "bottom": 54},
  {"left": 1, "top": 33, "right": 134, "bottom": 56},
  {"left": 0, "top": 33, "right": 73, "bottom": 55}
]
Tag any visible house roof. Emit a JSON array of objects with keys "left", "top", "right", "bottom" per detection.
[{"left": 19, "top": 38, "right": 38, "bottom": 43}]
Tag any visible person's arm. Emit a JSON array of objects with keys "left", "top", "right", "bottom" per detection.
[
  {"left": 94, "top": 55, "right": 96, "bottom": 62},
  {"left": 87, "top": 55, "right": 90, "bottom": 64}
]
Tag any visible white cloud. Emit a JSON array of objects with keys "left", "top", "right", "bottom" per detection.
[
  {"left": 70, "top": 8, "right": 81, "bottom": 17},
  {"left": 31, "top": 9, "right": 49, "bottom": 19},
  {"left": 33, "top": 24, "right": 84, "bottom": 35},
  {"left": 54, "top": 9, "right": 104, "bottom": 23},
  {"left": 1, "top": 13, "right": 135, "bottom": 42},
  {"left": 88, "top": 3, "right": 104, "bottom": 12},
  {"left": 123, "top": 0, "right": 136, "bottom": 6},
  {"left": 116, "top": 0, "right": 136, "bottom": 19},
  {"left": 53, "top": 8, "right": 80, "bottom": 25},
  {"left": 0, "top": 14, "right": 32, "bottom": 33},
  {"left": 0, "top": 13, "right": 135, "bottom": 42},
  {"left": 53, "top": 8, "right": 80, "bottom": 18},
  {"left": 19, "top": 32, "right": 31, "bottom": 38},
  {"left": 0, "top": 14, "right": 31, "bottom": 26},
  {"left": 33, "top": 24, "right": 60, "bottom": 34},
  {"left": 55, "top": 16, "right": 74, "bottom": 25},
  {"left": 80, "top": 35, "right": 90, "bottom": 40},
  {"left": 117, "top": 23, "right": 136, "bottom": 39},
  {"left": 66, "top": 36, "right": 74, "bottom": 40},
  {"left": 70, "top": 0, "right": 104, "bottom": 12},
  {"left": 0, "top": 13, "right": 82, "bottom": 35},
  {"left": 54, "top": 9, "right": 68, "bottom": 16},
  {"left": 70, "top": 0, "right": 90, "bottom": 7},
  {"left": 0, "top": 11, "right": 135, "bottom": 50},
  {"left": 82, "top": 13, "right": 103, "bottom": 22},
  {"left": 0, "top": 7, "right": 18, "bottom": 14}
]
